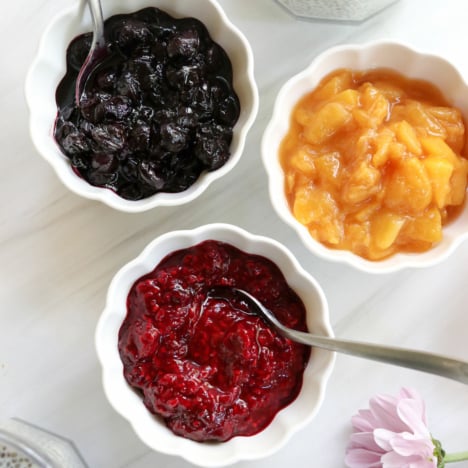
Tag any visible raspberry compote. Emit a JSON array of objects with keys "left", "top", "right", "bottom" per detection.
[
  {"left": 54, "top": 8, "right": 240, "bottom": 200},
  {"left": 118, "top": 240, "right": 310, "bottom": 442}
]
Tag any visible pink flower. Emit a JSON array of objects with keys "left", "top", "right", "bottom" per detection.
[{"left": 345, "top": 387, "right": 439, "bottom": 468}]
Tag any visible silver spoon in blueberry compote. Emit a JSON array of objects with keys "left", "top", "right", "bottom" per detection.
[
  {"left": 207, "top": 286, "right": 468, "bottom": 385},
  {"left": 75, "top": 0, "right": 109, "bottom": 105}
]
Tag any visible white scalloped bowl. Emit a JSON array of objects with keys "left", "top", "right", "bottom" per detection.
[
  {"left": 95, "top": 223, "right": 335, "bottom": 466},
  {"left": 25, "top": 0, "right": 258, "bottom": 212},
  {"left": 262, "top": 41, "right": 468, "bottom": 274}
]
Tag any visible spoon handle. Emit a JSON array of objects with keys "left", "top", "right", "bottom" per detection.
[
  {"left": 75, "top": 0, "right": 107, "bottom": 104},
  {"left": 88, "top": 0, "right": 105, "bottom": 43},
  {"left": 286, "top": 329, "right": 468, "bottom": 384}
]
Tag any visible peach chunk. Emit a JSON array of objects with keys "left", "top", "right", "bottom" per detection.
[
  {"left": 405, "top": 100, "right": 447, "bottom": 138},
  {"left": 314, "top": 152, "right": 340, "bottom": 188},
  {"left": 293, "top": 186, "right": 341, "bottom": 244},
  {"left": 384, "top": 158, "right": 432, "bottom": 214},
  {"left": 372, "top": 128, "right": 395, "bottom": 167},
  {"left": 423, "top": 156, "right": 453, "bottom": 208},
  {"left": 290, "top": 146, "right": 316, "bottom": 177},
  {"left": 449, "top": 158, "right": 468, "bottom": 205},
  {"left": 366, "top": 91, "right": 389, "bottom": 127},
  {"left": 371, "top": 212, "right": 406, "bottom": 250},
  {"left": 303, "top": 102, "right": 352, "bottom": 145},
  {"left": 313, "top": 71, "right": 353, "bottom": 101},
  {"left": 402, "top": 208, "right": 442, "bottom": 244},
  {"left": 420, "top": 136, "right": 457, "bottom": 163},
  {"left": 342, "top": 161, "right": 381, "bottom": 204},
  {"left": 394, "top": 120, "right": 422, "bottom": 155}
]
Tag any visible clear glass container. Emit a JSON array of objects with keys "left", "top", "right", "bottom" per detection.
[
  {"left": 0, "top": 419, "right": 87, "bottom": 468},
  {"left": 276, "top": 0, "right": 399, "bottom": 21}
]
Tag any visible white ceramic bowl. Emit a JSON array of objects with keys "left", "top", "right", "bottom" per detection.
[
  {"left": 25, "top": 0, "right": 258, "bottom": 212},
  {"left": 262, "top": 41, "right": 468, "bottom": 274},
  {"left": 95, "top": 223, "right": 335, "bottom": 466}
]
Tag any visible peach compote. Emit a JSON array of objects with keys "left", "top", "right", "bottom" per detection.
[{"left": 280, "top": 68, "right": 468, "bottom": 260}]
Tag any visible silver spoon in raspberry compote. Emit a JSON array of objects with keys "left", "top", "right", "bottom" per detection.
[
  {"left": 207, "top": 286, "right": 468, "bottom": 385},
  {"left": 75, "top": 0, "right": 109, "bottom": 105}
]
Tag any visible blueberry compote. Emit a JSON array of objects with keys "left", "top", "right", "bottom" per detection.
[
  {"left": 118, "top": 240, "right": 310, "bottom": 442},
  {"left": 54, "top": 8, "right": 240, "bottom": 200}
]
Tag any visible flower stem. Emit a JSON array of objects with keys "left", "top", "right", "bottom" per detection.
[{"left": 445, "top": 451, "right": 468, "bottom": 463}]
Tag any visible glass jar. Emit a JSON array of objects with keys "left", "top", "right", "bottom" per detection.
[
  {"left": 276, "top": 0, "right": 399, "bottom": 21},
  {"left": 0, "top": 419, "right": 87, "bottom": 468}
]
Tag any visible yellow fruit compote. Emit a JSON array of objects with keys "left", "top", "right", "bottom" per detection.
[{"left": 280, "top": 68, "right": 468, "bottom": 260}]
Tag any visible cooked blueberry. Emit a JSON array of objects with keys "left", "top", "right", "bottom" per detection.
[
  {"left": 177, "top": 107, "right": 198, "bottom": 129},
  {"left": 216, "top": 95, "right": 240, "bottom": 126},
  {"left": 167, "top": 29, "right": 200, "bottom": 58},
  {"left": 56, "top": 122, "right": 90, "bottom": 154},
  {"left": 96, "top": 68, "right": 118, "bottom": 90},
  {"left": 61, "top": 129, "right": 90, "bottom": 154},
  {"left": 90, "top": 152, "right": 119, "bottom": 172},
  {"left": 160, "top": 123, "right": 187, "bottom": 152},
  {"left": 79, "top": 95, "right": 103, "bottom": 123},
  {"left": 78, "top": 119, "right": 95, "bottom": 135},
  {"left": 98, "top": 96, "right": 133, "bottom": 120},
  {"left": 137, "top": 8, "right": 176, "bottom": 38},
  {"left": 195, "top": 125, "right": 231, "bottom": 170},
  {"left": 91, "top": 123, "right": 126, "bottom": 151},
  {"left": 195, "top": 137, "right": 230, "bottom": 170},
  {"left": 130, "top": 122, "right": 151, "bottom": 150},
  {"left": 165, "top": 152, "right": 202, "bottom": 191},
  {"left": 153, "top": 108, "right": 177, "bottom": 125},
  {"left": 191, "top": 82, "right": 213, "bottom": 119},
  {"left": 138, "top": 160, "right": 165, "bottom": 189},
  {"left": 130, "top": 44, "right": 153, "bottom": 62},
  {"left": 119, "top": 183, "right": 143, "bottom": 200},
  {"left": 71, "top": 153, "right": 90, "bottom": 170},
  {"left": 87, "top": 168, "right": 118, "bottom": 186},
  {"left": 115, "top": 19, "right": 153, "bottom": 52},
  {"left": 116, "top": 71, "right": 141, "bottom": 101},
  {"left": 166, "top": 65, "right": 200, "bottom": 90},
  {"left": 120, "top": 157, "right": 139, "bottom": 182},
  {"left": 138, "top": 105, "right": 154, "bottom": 121},
  {"left": 132, "top": 61, "right": 157, "bottom": 90},
  {"left": 151, "top": 41, "right": 167, "bottom": 62}
]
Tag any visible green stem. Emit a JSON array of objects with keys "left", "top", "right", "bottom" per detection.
[{"left": 445, "top": 451, "right": 468, "bottom": 463}]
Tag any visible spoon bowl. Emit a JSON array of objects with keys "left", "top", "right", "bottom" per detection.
[
  {"left": 207, "top": 286, "right": 468, "bottom": 385},
  {"left": 75, "top": 0, "right": 109, "bottom": 104}
]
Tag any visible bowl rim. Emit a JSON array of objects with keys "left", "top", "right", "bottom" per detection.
[
  {"left": 262, "top": 39, "right": 468, "bottom": 274},
  {"left": 95, "top": 222, "right": 335, "bottom": 466},
  {"left": 25, "top": 0, "right": 259, "bottom": 213}
]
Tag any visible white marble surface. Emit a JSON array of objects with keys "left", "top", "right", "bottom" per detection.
[{"left": 1, "top": 0, "right": 468, "bottom": 467}]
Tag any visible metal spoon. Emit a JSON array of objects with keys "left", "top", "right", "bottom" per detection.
[
  {"left": 75, "top": 0, "right": 108, "bottom": 105},
  {"left": 207, "top": 286, "right": 468, "bottom": 385}
]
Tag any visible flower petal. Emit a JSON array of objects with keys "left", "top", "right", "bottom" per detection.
[
  {"left": 352, "top": 409, "right": 380, "bottom": 432},
  {"left": 381, "top": 449, "right": 411, "bottom": 468},
  {"left": 399, "top": 388, "right": 428, "bottom": 426},
  {"left": 345, "top": 448, "right": 383, "bottom": 468},
  {"left": 390, "top": 433, "right": 435, "bottom": 458},
  {"left": 381, "top": 450, "right": 436, "bottom": 468},
  {"left": 397, "top": 398, "right": 430, "bottom": 437},
  {"left": 370, "top": 394, "right": 408, "bottom": 432},
  {"left": 374, "top": 428, "right": 397, "bottom": 451},
  {"left": 349, "top": 431, "right": 384, "bottom": 452}
]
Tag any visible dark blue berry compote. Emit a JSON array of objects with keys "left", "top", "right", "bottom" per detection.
[{"left": 54, "top": 8, "right": 240, "bottom": 201}]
